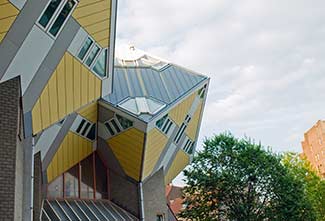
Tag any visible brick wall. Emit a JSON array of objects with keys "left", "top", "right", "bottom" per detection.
[
  {"left": 0, "top": 77, "right": 23, "bottom": 220},
  {"left": 33, "top": 152, "right": 42, "bottom": 221}
]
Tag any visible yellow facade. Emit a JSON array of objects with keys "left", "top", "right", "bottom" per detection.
[
  {"left": 107, "top": 128, "right": 145, "bottom": 181},
  {"left": 142, "top": 128, "right": 168, "bottom": 179},
  {"left": 73, "top": 0, "right": 111, "bottom": 48},
  {"left": 164, "top": 150, "right": 189, "bottom": 184},
  {"left": 78, "top": 102, "right": 98, "bottom": 123},
  {"left": 32, "top": 52, "right": 102, "bottom": 134},
  {"left": 0, "top": 1, "right": 19, "bottom": 43},
  {"left": 169, "top": 92, "right": 196, "bottom": 126},
  {"left": 47, "top": 132, "right": 93, "bottom": 183},
  {"left": 186, "top": 101, "right": 203, "bottom": 140}
]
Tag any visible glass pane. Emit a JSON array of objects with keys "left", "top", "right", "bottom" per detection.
[
  {"left": 110, "top": 119, "right": 121, "bottom": 133},
  {"left": 92, "top": 49, "right": 107, "bottom": 77},
  {"left": 86, "top": 124, "right": 96, "bottom": 140},
  {"left": 78, "top": 37, "right": 93, "bottom": 60},
  {"left": 38, "top": 0, "right": 62, "bottom": 28},
  {"left": 116, "top": 115, "right": 133, "bottom": 130},
  {"left": 156, "top": 115, "right": 167, "bottom": 129},
  {"left": 64, "top": 166, "right": 79, "bottom": 198},
  {"left": 85, "top": 45, "right": 100, "bottom": 67},
  {"left": 80, "top": 155, "right": 94, "bottom": 199},
  {"left": 119, "top": 98, "right": 138, "bottom": 115},
  {"left": 49, "top": 0, "right": 76, "bottom": 37},
  {"left": 47, "top": 175, "right": 63, "bottom": 198}
]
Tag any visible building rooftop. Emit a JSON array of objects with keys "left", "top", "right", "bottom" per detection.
[{"left": 102, "top": 46, "right": 208, "bottom": 122}]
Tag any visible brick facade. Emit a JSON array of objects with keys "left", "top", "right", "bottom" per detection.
[{"left": 0, "top": 77, "right": 23, "bottom": 220}]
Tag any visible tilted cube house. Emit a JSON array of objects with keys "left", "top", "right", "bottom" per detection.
[{"left": 0, "top": 0, "right": 209, "bottom": 220}]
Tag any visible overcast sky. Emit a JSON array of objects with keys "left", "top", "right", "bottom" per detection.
[{"left": 116, "top": 0, "right": 325, "bottom": 184}]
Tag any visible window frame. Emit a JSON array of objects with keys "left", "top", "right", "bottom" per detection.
[
  {"left": 77, "top": 36, "right": 108, "bottom": 79},
  {"left": 37, "top": 0, "right": 78, "bottom": 39}
]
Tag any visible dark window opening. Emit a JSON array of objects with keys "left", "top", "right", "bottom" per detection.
[{"left": 76, "top": 119, "right": 86, "bottom": 133}]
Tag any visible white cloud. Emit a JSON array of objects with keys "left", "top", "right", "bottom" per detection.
[{"left": 116, "top": 0, "right": 325, "bottom": 185}]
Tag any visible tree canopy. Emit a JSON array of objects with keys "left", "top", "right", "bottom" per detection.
[{"left": 180, "top": 133, "right": 316, "bottom": 221}]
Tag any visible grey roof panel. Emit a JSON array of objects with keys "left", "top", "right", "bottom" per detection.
[{"left": 104, "top": 64, "right": 207, "bottom": 121}]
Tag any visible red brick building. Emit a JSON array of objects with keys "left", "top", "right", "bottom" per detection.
[{"left": 301, "top": 120, "right": 325, "bottom": 177}]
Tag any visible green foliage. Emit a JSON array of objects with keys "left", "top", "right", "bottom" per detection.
[
  {"left": 180, "top": 133, "right": 316, "bottom": 221},
  {"left": 282, "top": 152, "right": 325, "bottom": 221}
]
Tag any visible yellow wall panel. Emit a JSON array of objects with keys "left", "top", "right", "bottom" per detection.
[
  {"left": 73, "top": 0, "right": 111, "bottom": 47},
  {"left": 78, "top": 102, "right": 97, "bottom": 123},
  {"left": 0, "top": 2, "right": 18, "bottom": 43},
  {"left": 164, "top": 150, "right": 190, "bottom": 185},
  {"left": 31, "top": 52, "right": 102, "bottom": 134},
  {"left": 47, "top": 132, "right": 93, "bottom": 183},
  {"left": 107, "top": 128, "right": 145, "bottom": 181},
  {"left": 169, "top": 92, "right": 196, "bottom": 126},
  {"left": 65, "top": 55, "right": 74, "bottom": 114},
  {"left": 73, "top": 59, "right": 81, "bottom": 108},
  {"left": 73, "top": 1, "right": 110, "bottom": 19},
  {"left": 40, "top": 85, "right": 50, "bottom": 129},
  {"left": 31, "top": 100, "right": 42, "bottom": 134},
  {"left": 77, "top": 10, "right": 109, "bottom": 27},
  {"left": 186, "top": 101, "right": 203, "bottom": 141},
  {"left": 142, "top": 128, "right": 168, "bottom": 180}
]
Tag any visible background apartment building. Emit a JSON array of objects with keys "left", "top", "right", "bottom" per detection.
[{"left": 302, "top": 120, "right": 325, "bottom": 177}]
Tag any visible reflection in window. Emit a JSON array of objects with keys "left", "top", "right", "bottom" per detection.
[
  {"left": 78, "top": 37, "right": 93, "bottom": 60},
  {"left": 116, "top": 115, "right": 133, "bottom": 130},
  {"left": 64, "top": 166, "right": 79, "bottom": 198},
  {"left": 49, "top": 0, "right": 76, "bottom": 37},
  {"left": 47, "top": 175, "right": 63, "bottom": 198},
  {"left": 38, "top": 0, "right": 62, "bottom": 28},
  {"left": 92, "top": 49, "right": 107, "bottom": 77},
  {"left": 85, "top": 45, "right": 100, "bottom": 67}
]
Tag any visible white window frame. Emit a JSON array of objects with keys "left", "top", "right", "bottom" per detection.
[
  {"left": 37, "top": 0, "right": 78, "bottom": 39},
  {"left": 76, "top": 36, "right": 108, "bottom": 79}
]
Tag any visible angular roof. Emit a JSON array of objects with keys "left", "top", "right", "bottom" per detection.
[{"left": 102, "top": 46, "right": 208, "bottom": 122}]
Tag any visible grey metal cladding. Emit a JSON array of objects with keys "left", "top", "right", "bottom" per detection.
[
  {"left": 6, "top": 0, "right": 49, "bottom": 47},
  {"left": 0, "top": 0, "right": 49, "bottom": 80},
  {"left": 42, "top": 113, "right": 77, "bottom": 171},
  {"left": 128, "top": 69, "right": 143, "bottom": 96},
  {"left": 23, "top": 111, "right": 33, "bottom": 138},
  {"left": 23, "top": 18, "right": 80, "bottom": 113},
  {"left": 0, "top": 39, "right": 19, "bottom": 81}
]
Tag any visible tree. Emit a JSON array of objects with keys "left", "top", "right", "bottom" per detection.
[
  {"left": 282, "top": 152, "right": 325, "bottom": 221},
  {"left": 180, "top": 133, "right": 315, "bottom": 221}
]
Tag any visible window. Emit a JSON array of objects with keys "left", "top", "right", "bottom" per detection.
[
  {"left": 72, "top": 117, "right": 96, "bottom": 141},
  {"left": 85, "top": 45, "right": 100, "bottom": 67},
  {"left": 38, "top": 0, "right": 77, "bottom": 37},
  {"left": 104, "top": 115, "right": 133, "bottom": 136},
  {"left": 156, "top": 115, "right": 174, "bottom": 135},
  {"left": 92, "top": 49, "right": 108, "bottom": 77},
  {"left": 78, "top": 37, "right": 93, "bottom": 60},
  {"left": 116, "top": 115, "right": 133, "bottom": 130},
  {"left": 77, "top": 37, "right": 108, "bottom": 78},
  {"left": 156, "top": 115, "right": 167, "bottom": 129},
  {"left": 49, "top": 0, "right": 76, "bottom": 36},
  {"left": 119, "top": 97, "right": 166, "bottom": 116},
  {"left": 39, "top": 0, "right": 63, "bottom": 28},
  {"left": 198, "top": 84, "right": 207, "bottom": 99},
  {"left": 174, "top": 123, "right": 187, "bottom": 144},
  {"left": 182, "top": 137, "right": 194, "bottom": 154},
  {"left": 157, "top": 214, "right": 164, "bottom": 221},
  {"left": 174, "top": 115, "right": 192, "bottom": 144}
]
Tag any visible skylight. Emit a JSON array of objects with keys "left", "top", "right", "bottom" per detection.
[{"left": 118, "top": 97, "right": 166, "bottom": 115}]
